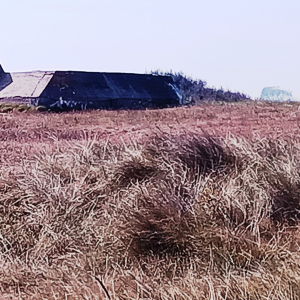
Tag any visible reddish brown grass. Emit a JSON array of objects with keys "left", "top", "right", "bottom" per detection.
[{"left": 1, "top": 101, "right": 300, "bottom": 299}]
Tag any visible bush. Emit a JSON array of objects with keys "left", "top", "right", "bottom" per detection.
[{"left": 151, "top": 70, "right": 251, "bottom": 104}]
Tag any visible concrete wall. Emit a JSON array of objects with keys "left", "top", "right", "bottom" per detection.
[
  {"left": 0, "top": 65, "right": 13, "bottom": 93},
  {"left": 0, "top": 97, "right": 37, "bottom": 105},
  {"left": 38, "top": 72, "right": 180, "bottom": 110}
]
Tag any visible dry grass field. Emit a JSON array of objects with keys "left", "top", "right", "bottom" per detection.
[{"left": 1, "top": 101, "right": 300, "bottom": 299}]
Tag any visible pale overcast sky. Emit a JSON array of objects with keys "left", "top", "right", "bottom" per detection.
[{"left": 1, "top": 0, "right": 299, "bottom": 99}]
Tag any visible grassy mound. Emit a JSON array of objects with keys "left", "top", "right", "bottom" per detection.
[{"left": 1, "top": 128, "right": 300, "bottom": 299}]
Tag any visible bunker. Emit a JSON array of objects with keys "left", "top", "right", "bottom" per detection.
[{"left": 0, "top": 65, "right": 181, "bottom": 110}]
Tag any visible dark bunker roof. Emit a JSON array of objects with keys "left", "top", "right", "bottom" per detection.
[{"left": 42, "top": 71, "right": 178, "bottom": 100}]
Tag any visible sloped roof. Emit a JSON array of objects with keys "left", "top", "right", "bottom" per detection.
[
  {"left": 0, "top": 71, "right": 54, "bottom": 99},
  {"left": 41, "top": 71, "right": 178, "bottom": 101}
]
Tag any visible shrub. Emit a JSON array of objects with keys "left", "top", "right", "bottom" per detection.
[{"left": 151, "top": 70, "right": 251, "bottom": 104}]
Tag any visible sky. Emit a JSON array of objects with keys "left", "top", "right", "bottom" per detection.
[{"left": 1, "top": 0, "right": 300, "bottom": 100}]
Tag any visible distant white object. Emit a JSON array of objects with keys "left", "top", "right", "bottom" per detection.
[{"left": 261, "top": 87, "right": 293, "bottom": 101}]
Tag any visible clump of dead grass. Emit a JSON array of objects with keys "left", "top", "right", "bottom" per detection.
[{"left": 1, "top": 127, "right": 300, "bottom": 299}]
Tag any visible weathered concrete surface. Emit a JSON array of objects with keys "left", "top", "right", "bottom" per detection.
[
  {"left": 0, "top": 71, "right": 54, "bottom": 99},
  {"left": 0, "top": 65, "right": 180, "bottom": 109}
]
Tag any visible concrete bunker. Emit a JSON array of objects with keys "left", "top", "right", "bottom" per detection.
[{"left": 0, "top": 65, "right": 180, "bottom": 110}]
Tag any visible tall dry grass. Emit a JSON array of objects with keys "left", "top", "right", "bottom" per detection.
[{"left": 1, "top": 103, "right": 300, "bottom": 298}]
